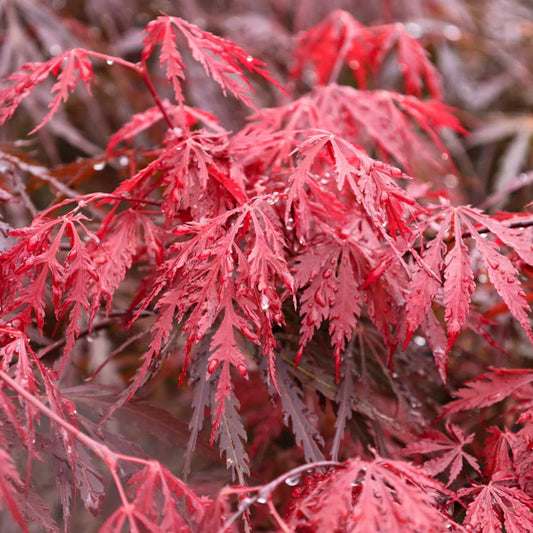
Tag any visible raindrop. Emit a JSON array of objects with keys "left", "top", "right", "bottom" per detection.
[
  {"left": 207, "top": 359, "right": 219, "bottom": 374},
  {"left": 444, "top": 174, "right": 458, "bottom": 188},
  {"left": 267, "top": 193, "right": 279, "bottom": 205},
  {"left": 405, "top": 22, "right": 423, "bottom": 39},
  {"left": 93, "top": 161, "right": 105, "bottom": 171},
  {"left": 49, "top": 44, "right": 62, "bottom": 56},
  {"left": 106, "top": 59, "right": 114, "bottom": 66},
  {"left": 118, "top": 155, "right": 129, "bottom": 167},
  {"left": 246, "top": 55, "right": 253, "bottom": 63},
  {"left": 413, "top": 336, "right": 426, "bottom": 347},
  {"left": 285, "top": 475, "right": 301, "bottom": 486},
  {"left": 443, "top": 24, "right": 462, "bottom": 41},
  {"left": 84, "top": 491, "right": 99, "bottom": 511},
  {"left": 261, "top": 294, "right": 270, "bottom": 311},
  {"left": 314, "top": 289, "right": 326, "bottom": 306},
  {"left": 256, "top": 496, "right": 267, "bottom": 504},
  {"left": 392, "top": 372, "right": 399, "bottom": 380}
]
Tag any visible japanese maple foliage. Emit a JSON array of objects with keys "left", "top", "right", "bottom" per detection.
[{"left": 0, "top": 6, "right": 533, "bottom": 533}]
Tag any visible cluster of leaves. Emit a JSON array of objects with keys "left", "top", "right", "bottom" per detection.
[{"left": 0, "top": 3, "right": 532, "bottom": 532}]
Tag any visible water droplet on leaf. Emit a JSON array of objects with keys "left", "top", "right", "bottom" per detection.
[
  {"left": 207, "top": 359, "right": 219, "bottom": 374},
  {"left": 261, "top": 294, "right": 270, "bottom": 310},
  {"left": 285, "top": 474, "right": 301, "bottom": 486}
]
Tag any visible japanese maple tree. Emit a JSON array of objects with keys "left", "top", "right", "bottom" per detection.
[{"left": 0, "top": 4, "right": 532, "bottom": 532}]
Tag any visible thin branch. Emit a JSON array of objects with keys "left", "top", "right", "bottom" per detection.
[
  {"left": 221, "top": 460, "right": 339, "bottom": 531},
  {"left": 462, "top": 216, "right": 533, "bottom": 239},
  {"left": 140, "top": 69, "right": 176, "bottom": 130}
]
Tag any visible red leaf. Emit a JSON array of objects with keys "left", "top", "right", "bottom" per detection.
[
  {"left": 404, "top": 422, "right": 480, "bottom": 485},
  {"left": 459, "top": 474, "right": 533, "bottom": 533},
  {"left": 0, "top": 49, "right": 94, "bottom": 132},
  {"left": 443, "top": 211, "right": 475, "bottom": 353},
  {"left": 443, "top": 367, "right": 533, "bottom": 415},
  {"left": 142, "top": 15, "right": 284, "bottom": 109},
  {"left": 286, "top": 455, "right": 455, "bottom": 532}
]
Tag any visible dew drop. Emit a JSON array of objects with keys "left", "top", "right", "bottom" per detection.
[
  {"left": 257, "top": 496, "right": 267, "bottom": 504},
  {"left": 207, "top": 359, "right": 219, "bottom": 374},
  {"left": 405, "top": 22, "right": 423, "bottom": 39},
  {"left": 413, "top": 336, "right": 426, "bottom": 347},
  {"left": 443, "top": 24, "right": 462, "bottom": 41},
  {"left": 285, "top": 475, "right": 301, "bottom": 486},
  {"left": 93, "top": 161, "right": 105, "bottom": 171},
  {"left": 267, "top": 193, "right": 279, "bottom": 205},
  {"left": 106, "top": 59, "right": 114, "bottom": 66},
  {"left": 84, "top": 491, "right": 98, "bottom": 511},
  {"left": 441, "top": 153, "right": 449, "bottom": 161},
  {"left": 49, "top": 44, "right": 62, "bottom": 56},
  {"left": 314, "top": 289, "right": 326, "bottom": 307},
  {"left": 261, "top": 294, "right": 270, "bottom": 311},
  {"left": 118, "top": 155, "right": 129, "bottom": 167},
  {"left": 392, "top": 372, "right": 399, "bottom": 379},
  {"left": 246, "top": 55, "right": 253, "bottom": 63},
  {"left": 444, "top": 174, "right": 458, "bottom": 188}
]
